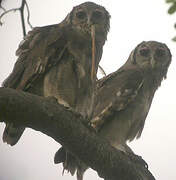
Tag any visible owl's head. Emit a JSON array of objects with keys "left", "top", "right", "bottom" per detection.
[
  {"left": 64, "top": 2, "right": 110, "bottom": 38},
  {"left": 127, "top": 41, "right": 172, "bottom": 78}
]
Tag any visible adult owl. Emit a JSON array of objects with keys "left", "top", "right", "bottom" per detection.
[
  {"left": 56, "top": 41, "right": 171, "bottom": 180},
  {"left": 2, "top": 0, "right": 110, "bottom": 162}
]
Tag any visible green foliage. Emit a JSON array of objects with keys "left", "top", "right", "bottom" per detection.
[
  {"left": 168, "top": 3, "right": 176, "bottom": 14},
  {"left": 166, "top": 0, "right": 176, "bottom": 14},
  {"left": 166, "top": 0, "right": 176, "bottom": 3},
  {"left": 172, "top": 36, "right": 176, "bottom": 41},
  {"left": 166, "top": 0, "right": 176, "bottom": 41}
]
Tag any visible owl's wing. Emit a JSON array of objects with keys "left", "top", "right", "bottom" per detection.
[
  {"left": 2, "top": 22, "right": 71, "bottom": 146},
  {"left": 3, "top": 23, "right": 69, "bottom": 90},
  {"left": 92, "top": 66, "right": 144, "bottom": 130}
]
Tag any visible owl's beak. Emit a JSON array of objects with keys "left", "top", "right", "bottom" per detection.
[
  {"left": 87, "top": 17, "right": 93, "bottom": 26},
  {"left": 150, "top": 57, "right": 156, "bottom": 68}
]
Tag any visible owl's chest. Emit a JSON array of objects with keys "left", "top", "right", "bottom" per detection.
[
  {"left": 122, "top": 86, "right": 153, "bottom": 140},
  {"left": 43, "top": 58, "right": 78, "bottom": 107},
  {"left": 131, "top": 87, "right": 151, "bottom": 116},
  {"left": 68, "top": 38, "right": 92, "bottom": 63},
  {"left": 99, "top": 86, "right": 152, "bottom": 143}
]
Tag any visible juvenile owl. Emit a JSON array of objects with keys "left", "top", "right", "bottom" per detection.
[
  {"left": 92, "top": 41, "right": 171, "bottom": 153},
  {"left": 55, "top": 41, "right": 171, "bottom": 180},
  {"left": 2, "top": 2, "right": 110, "bottom": 178}
]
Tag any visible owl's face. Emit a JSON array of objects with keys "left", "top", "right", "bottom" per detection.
[
  {"left": 134, "top": 41, "right": 171, "bottom": 71},
  {"left": 70, "top": 2, "right": 110, "bottom": 36}
]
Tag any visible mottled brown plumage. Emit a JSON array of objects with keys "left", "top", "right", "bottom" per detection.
[
  {"left": 2, "top": 2, "right": 110, "bottom": 180},
  {"left": 57, "top": 41, "right": 171, "bottom": 179},
  {"left": 92, "top": 41, "right": 171, "bottom": 152}
]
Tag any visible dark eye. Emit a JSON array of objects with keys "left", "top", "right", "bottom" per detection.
[
  {"left": 92, "top": 10, "right": 103, "bottom": 19},
  {"left": 139, "top": 48, "right": 150, "bottom": 57},
  {"left": 76, "top": 11, "right": 86, "bottom": 19},
  {"left": 155, "top": 48, "right": 165, "bottom": 57}
]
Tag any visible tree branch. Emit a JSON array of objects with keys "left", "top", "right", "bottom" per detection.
[
  {"left": 0, "top": 8, "right": 19, "bottom": 25},
  {"left": 0, "top": 0, "right": 33, "bottom": 36},
  {"left": 19, "top": 0, "right": 26, "bottom": 36},
  {"left": 25, "top": 0, "right": 33, "bottom": 29},
  {"left": 0, "top": 87, "right": 155, "bottom": 180},
  {"left": 0, "top": 0, "right": 6, "bottom": 12}
]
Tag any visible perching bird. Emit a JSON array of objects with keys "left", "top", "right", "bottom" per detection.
[
  {"left": 2, "top": 1, "right": 110, "bottom": 174},
  {"left": 92, "top": 41, "right": 171, "bottom": 154},
  {"left": 55, "top": 41, "right": 171, "bottom": 179}
]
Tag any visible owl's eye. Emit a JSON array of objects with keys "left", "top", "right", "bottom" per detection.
[
  {"left": 155, "top": 48, "right": 165, "bottom": 57},
  {"left": 139, "top": 48, "right": 150, "bottom": 57},
  {"left": 76, "top": 11, "right": 87, "bottom": 19},
  {"left": 92, "top": 10, "right": 103, "bottom": 19}
]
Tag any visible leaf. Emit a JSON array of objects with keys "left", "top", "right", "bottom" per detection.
[
  {"left": 172, "top": 36, "right": 176, "bottom": 41},
  {"left": 166, "top": 0, "right": 176, "bottom": 3},
  {"left": 168, "top": 3, "right": 176, "bottom": 14},
  {"left": 166, "top": 0, "right": 175, "bottom": 3}
]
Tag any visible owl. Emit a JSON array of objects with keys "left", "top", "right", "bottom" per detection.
[
  {"left": 56, "top": 41, "right": 171, "bottom": 180},
  {"left": 92, "top": 41, "right": 171, "bottom": 153},
  {"left": 2, "top": 1, "right": 110, "bottom": 173}
]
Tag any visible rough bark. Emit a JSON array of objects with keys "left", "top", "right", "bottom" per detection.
[{"left": 0, "top": 87, "right": 155, "bottom": 180}]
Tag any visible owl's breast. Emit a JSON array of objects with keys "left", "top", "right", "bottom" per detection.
[
  {"left": 43, "top": 50, "right": 94, "bottom": 118},
  {"left": 43, "top": 56, "right": 78, "bottom": 108},
  {"left": 125, "top": 86, "right": 152, "bottom": 140},
  {"left": 98, "top": 86, "right": 153, "bottom": 147}
]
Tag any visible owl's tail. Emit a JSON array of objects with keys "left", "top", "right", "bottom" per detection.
[
  {"left": 54, "top": 147, "right": 87, "bottom": 180},
  {"left": 3, "top": 123, "right": 25, "bottom": 146}
]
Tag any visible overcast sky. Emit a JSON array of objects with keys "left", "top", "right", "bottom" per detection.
[{"left": 0, "top": 0, "right": 176, "bottom": 180}]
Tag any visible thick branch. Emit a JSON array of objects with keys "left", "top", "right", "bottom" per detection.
[{"left": 0, "top": 87, "right": 155, "bottom": 180}]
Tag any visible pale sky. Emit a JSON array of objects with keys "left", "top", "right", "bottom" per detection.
[{"left": 0, "top": 0, "right": 176, "bottom": 180}]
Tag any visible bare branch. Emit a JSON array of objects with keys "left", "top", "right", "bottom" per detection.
[
  {"left": 0, "top": 8, "right": 19, "bottom": 25},
  {"left": 0, "top": 5, "right": 6, "bottom": 12},
  {"left": 98, "top": 65, "right": 107, "bottom": 77},
  {"left": 0, "top": 0, "right": 33, "bottom": 36},
  {"left": 25, "top": 0, "right": 33, "bottom": 29},
  {"left": 0, "top": 6, "right": 5, "bottom": 12},
  {"left": 19, "top": 0, "right": 26, "bottom": 36},
  {"left": 0, "top": 0, "right": 6, "bottom": 12},
  {"left": 0, "top": 87, "right": 155, "bottom": 180}
]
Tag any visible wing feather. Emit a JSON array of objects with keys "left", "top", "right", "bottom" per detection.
[
  {"left": 3, "top": 23, "right": 68, "bottom": 91},
  {"left": 92, "top": 66, "right": 144, "bottom": 130}
]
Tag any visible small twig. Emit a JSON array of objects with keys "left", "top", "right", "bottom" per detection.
[
  {"left": 0, "top": 8, "right": 19, "bottom": 25},
  {"left": 0, "top": 4, "right": 6, "bottom": 12},
  {"left": 25, "top": 0, "right": 33, "bottom": 29},
  {"left": 0, "top": 0, "right": 33, "bottom": 36},
  {"left": 98, "top": 65, "right": 106, "bottom": 77},
  {"left": 19, "top": 0, "right": 26, "bottom": 36},
  {"left": 0, "top": 6, "right": 6, "bottom": 12},
  {"left": 0, "top": 0, "right": 6, "bottom": 12}
]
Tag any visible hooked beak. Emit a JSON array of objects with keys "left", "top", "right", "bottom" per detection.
[
  {"left": 87, "top": 17, "right": 92, "bottom": 26},
  {"left": 87, "top": 16, "right": 95, "bottom": 26}
]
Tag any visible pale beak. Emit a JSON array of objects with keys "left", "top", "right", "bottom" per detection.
[{"left": 87, "top": 17, "right": 93, "bottom": 26}]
